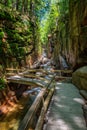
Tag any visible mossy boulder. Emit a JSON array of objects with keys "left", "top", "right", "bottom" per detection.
[{"left": 72, "top": 66, "right": 87, "bottom": 90}]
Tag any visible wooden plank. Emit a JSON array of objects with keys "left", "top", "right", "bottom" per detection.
[
  {"left": 6, "top": 73, "right": 49, "bottom": 81},
  {"left": 61, "top": 70, "right": 72, "bottom": 73},
  {"left": 6, "top": 68, "right": 25, "bottom": 71},
  {"left": 23, "top": 74, "right": 50, "bottom": 82},
  {"left": 6, "top": 68, "right": 72, "bottom": 74},
  {"left": 6, "top": 68, "right": 21, "bottom": 71},
  {"left": 52, "top": 69, "right": 72, "bottom": 73},
  {"left": 7, "top": 76, "right": 45, "bottom": 87},
  {"left": 35, "top": 84, "right": 55, "bottom": 130},
  {"left": 26, "top": 69, "right": 48, "bottom": 74},
  {"left": 7, "top": 74, "right": 55, "bottom": 88},
  {"left": 6, "top": 73, "right": 17, "bottom": 76},
  {"left": 6, "top": 68, "right": 49, "bottom": 75},
  {"left": 55, "top": 76, "right": 72, "bottom": 79}
]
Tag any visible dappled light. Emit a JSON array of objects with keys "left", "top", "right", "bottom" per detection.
[
  {"left": 56, "top": 82, "right": 62, "bottom": 85},
  {"left": 45, "top": 83, "right": 86, "bottom": 130},
  {"left": 0, "top": 0, "right": 87, "bottom": 130},
  {"left": 73, "top": 98, "right": 84, "bottom": 105}
]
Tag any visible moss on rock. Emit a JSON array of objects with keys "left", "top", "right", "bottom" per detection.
[{"left": 0, "top": 3, "right": 35, "bottom": 68}]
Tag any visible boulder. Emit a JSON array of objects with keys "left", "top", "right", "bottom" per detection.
[{"left": 72, "top": 66, "right": 87, "bottom": 90}]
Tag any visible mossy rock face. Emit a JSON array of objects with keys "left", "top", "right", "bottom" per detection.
[
  {"left": 72, "top": 66, "right": 87, "bottom": 90},
  {"left": 53, "top": 0, "right": 87, "bottom": 68},
  {"left": 0, "top": 3, "right": 34, "bottom": 67}
]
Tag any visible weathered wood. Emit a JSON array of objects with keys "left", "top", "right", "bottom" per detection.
[
  {"left": 6, "top": 73, "right": 49, "bottom": 81},
  {"left": 6, "top": 73, "right": 17, "bottom": 76},
  {"left": 7, "top": 74, "right": 54, "bottom": 88},
  {"left": 6, "top": 68, "right": 21, "bottom": 71},
  {"left": 7, "top": 76, "right": 45, "bottom": 87},
  {"left": 35, "top": 84, "right": 55, "bottom": 130},
  {"left": 52, "top": 69, "right": 72, "bottom": 73},
  {"left": 6, "top": 68, "right": 49, "bottom": 76},
  {"left": 55, "top": 76, "right": 72, "bottom": 79},
  {"left": 6, "top": 68, "right": 25, "bottom": 72},
  {"left": 22, "top": 72, "right": 47, "bottom": 77},
  {"left": 6, "top": 68, "right": 72, "bottom": 74},
  {"left": 26, "top": 69, "right": 48, "bottom": 74},
  {"left": 46, "top": 76, "right": 55, "bottom": 89},
  {"left": 23, "top": 74, "right": 49, "bottom": 82},
  {"left": 17, "top": 77, "right": 54, "bottom": 130},
  {"left": 18, "top": 88, "right": 46, "bottom": 130}
]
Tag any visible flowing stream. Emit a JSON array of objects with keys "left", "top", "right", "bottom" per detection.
[
  {"left": 0, "top": 49, "right": 60, "bottom": 130},
  {"left": 0, "top": 50, "right": 53, "bottom": 130}
]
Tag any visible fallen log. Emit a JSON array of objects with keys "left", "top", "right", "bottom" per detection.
[{"left": 35, "top": 84, "right": 55, "bottom": 130}]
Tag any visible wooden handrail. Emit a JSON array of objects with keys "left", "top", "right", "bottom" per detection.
[
  {"left": 35, "top": 84, "right": 55, "bottom": 130},
  {"left": 18, "top": 88, "right": 46, "bottom": 130},
  {"left": 18, "top": 77, "right": 55, "bottom": 130}
]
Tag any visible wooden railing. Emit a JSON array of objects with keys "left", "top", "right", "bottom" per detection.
[{"left": 18, "top": 77, "right": 55, "bottom": 130}]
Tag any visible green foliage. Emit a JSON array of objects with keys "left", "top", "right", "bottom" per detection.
[
  {"left": 0, "top": 0, "right": 69, "bottom": 67},
  {"left": 39, "top": 0, "right": 69, "bottom": 45},
  {"left": 0, "top": 5, "right": 16, "bottom": 22},
  {"left": 0, "top": 78, "right": 6, "bottom": 89},
  {"left": 0, "top": 29, "right": 4, "bottom": 39},
  {"left": 0, "top": 3, "right": 36, "bottom": 66},
  {"left": 40, "top": 1, "right": 59, "bottom": 44}
]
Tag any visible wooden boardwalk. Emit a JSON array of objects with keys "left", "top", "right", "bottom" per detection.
[
  {"left": 6, "top": 68, "right": 72, "bottom": 88},
  {"left": 6, "top": 68, "right": 76, "bottom": 130},
  {"left": 44, "top": 82, "right": 87, "bottom": 130}
]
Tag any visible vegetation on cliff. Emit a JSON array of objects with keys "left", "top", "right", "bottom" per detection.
[
  {"left": 0, "top": 1, "right": 42, "bottom": 69},
  {"left": 40, "top": 0, "right": 87, "bottom": 69},
  {"left": 0, "top": 0, "right": 87, "bottom": 89}
]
